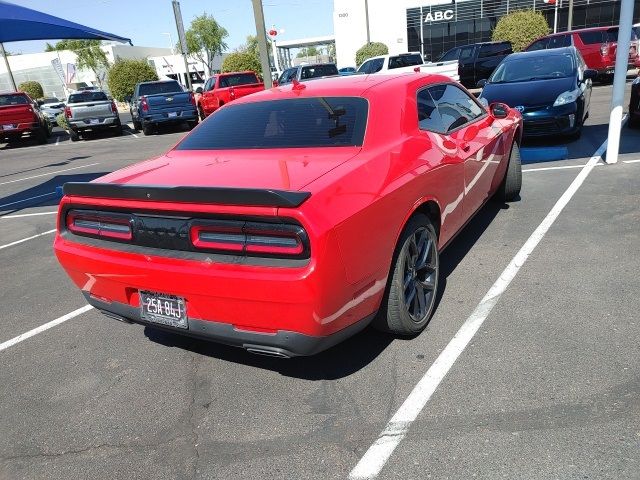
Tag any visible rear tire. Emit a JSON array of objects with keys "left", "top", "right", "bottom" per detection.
[
  {"left": 142, "top": 124, "right": 153, "bottom": 136},
  {"left": 628, "top": 114, "right": 639, "bottom": 129},
  {"left": 113, "top": 119, "right": 123, "bottom": 136},
  {"left": 198, "top": 105, "right": 206, "bottom": 121},
  {"left": 36, "top": 125, "right": 48, "bottom": 144},
  {"left": 374, "top": 214, "right": 439, "bottom": 336},
  {"left": 497, "top": 141, "right": 522, "bottom": 202},
  {"left": 187, "top": 120, "right": 198, "bottom": 130},
  {"left": 69, "top": 130, "right": 79, "bottom": 142}
]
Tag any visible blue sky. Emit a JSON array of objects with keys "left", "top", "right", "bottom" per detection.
[{"left": 7, "top": 0, "right": 334, "bottom": 54}]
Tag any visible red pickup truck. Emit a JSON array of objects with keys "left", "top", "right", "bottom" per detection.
[
  {"left": 195, "top": 71, "right": 264, "bottom": 119},
  {"left": 0, "top": 92, "right": 52, "bottom": 144}
]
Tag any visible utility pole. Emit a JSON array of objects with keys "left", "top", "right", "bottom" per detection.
[
  {"left": 605, "top": 0, "right": 634, "bottom": 164},
  {"left": 251, "top": 0, "right": 273, "bottom": 88},
  {"left": 365, "top": 0, "right": 371, "bottom": 43},
  {"left": 0, "top": 43, "right": 17, "bottom": 92},
  {"left": 172, "top": 0, "right": 192, "bottom": 91},
  {"left": 567, "top": 0, "right": 574, "bottom": 30}
]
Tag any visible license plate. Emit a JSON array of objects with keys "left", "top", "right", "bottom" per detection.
[
  {"left": 89, "top": 119, "right": 100, "bottom": 124},
  {"left": 168, "top": 112, "right": 177, "bottom": 118},
  {"left": 2, "top": 124, "right": 16, "bottom": 130},
  {"left": 140, "top": 291, "right": 188, "bottom": 329}
]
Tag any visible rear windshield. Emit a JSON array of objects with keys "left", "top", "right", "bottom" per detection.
[
  {"left": 300, "top": 65, "right": 339, "bottom": 80},
  {"left": 138, "top": 81, "right": 182, "bottom": 96},
  {"left": 490, "top": 53, "right": 575, "bottom": 83},
  {"left": 68, "top": 92, "right": 108, "bottom": 103},
  {"left": 0, "top": 94, "right": 29, "bottom": 106},
  {"left": 177, "top": 97, "right": 368, "bottom": 150},
  {"left": 219, "top": 73, "right": 259, "bottom": 87},
  {"left": 388, "top": 54, "right": 423, "bottom": 69}
]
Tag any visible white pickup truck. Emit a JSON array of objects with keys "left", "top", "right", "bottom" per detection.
[{"left": 356, "top": 52, "right": 460, "bottom": 82}]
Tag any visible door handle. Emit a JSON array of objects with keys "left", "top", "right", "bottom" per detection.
[{"left": 460, "top": 142, "right": 471, "bottom": 152}]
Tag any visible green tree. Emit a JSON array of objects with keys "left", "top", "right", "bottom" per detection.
[
  {"left": 180, "top": 13, "right": 228, "bottom": 75},
  {"left": 355, "top": 42, "right": 388, "bottom": 67},
  {"left": 19, "top": 81, "right": 44, "bottom": 99},
  {"left": 296, "top": 46, "right": 319, "bottom": 58},
  {"left": 492, "top": 10, "right": 550, "bottom": 52},
  {"left": 106, "top": 59, "right": 158, "bottom": 101},
  {"left": 221, "top": 52, "right": 262, "bottom": 76},
  {"left": 237, "top": 35, "right": 260, "bottom": 58},
  {"left": 48, "top": 40, "right": 110, "bottom": 87}
]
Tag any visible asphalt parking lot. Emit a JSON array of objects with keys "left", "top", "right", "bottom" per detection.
[{"left": 1, "top": 84, "right": 639, "bottom": 480}]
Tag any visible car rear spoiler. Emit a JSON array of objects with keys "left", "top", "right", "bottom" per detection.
[{"left": 62, "top": 183, "right": 311, "bottom": 208}]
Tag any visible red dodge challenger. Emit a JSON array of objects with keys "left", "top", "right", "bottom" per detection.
[{"left": 54, "top": 73, "right": 522, "bottom": 357}]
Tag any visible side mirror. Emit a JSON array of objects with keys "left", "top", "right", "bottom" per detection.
[
  {"left": 476, "top": 79, "right": 487, "bottom": 88},
  {"left": 490, "top": 102, "right": 510, "bottom": 119},
  {"left": 124, "top": 95, "right": 132, "bottom": 103},
  {"left": 583, "top": 69, "right": 598, "bottom": 81},
  {"left": 195, "top": 87, "right": 203, "bottom": 94},
  {"left": 36, "top": 99, "right": 44, "bottom": 106}
]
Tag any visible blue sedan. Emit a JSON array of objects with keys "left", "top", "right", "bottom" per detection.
[{"left": 479, "top": 47, "right": 596, "bottom": 138}]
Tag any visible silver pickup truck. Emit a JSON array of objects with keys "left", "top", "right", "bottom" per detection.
[{"left": 65, "top": 90, "right": 121, "bottom": 141}]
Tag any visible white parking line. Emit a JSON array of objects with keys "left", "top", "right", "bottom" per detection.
[
  {"left": 0, "top": 162, "right": 99, "bottom": 186},
  {"left": 124, "top": 130, "right": 139, "bottom": 138},
  {"left": 349, "top": 138, "right": 609, "bottom": 480},
  {"left": 622, "top": 159, "right": 640, "bottom": 163},
  {"left": 1, "top": 211, "right": 57, "bottom": 219},
  {"left": 523, "top": 163, "right": 605, "bottom": 172},
  {"left": 0, "top": 305, "right": 93, "bottom": 353},
  {"left": 0, "top": 229, "right": 56, "bottom": 251},
  {"left": 0, "top": 191, "right": 56, "bottom": 209},
  {"left": 55, "top": 136, "right": 60, "bottom": 146}
]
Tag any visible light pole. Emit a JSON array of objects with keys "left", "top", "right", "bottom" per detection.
[
  {"left": 567, "top": 0, "right": 574, "bottom": 30},
  {"left": 171, "top": 0, "right": 192, "bottom": 91},
  {"left": 605, "top": 0, "right": 635, "bottom": 164},
  {"left": 251, "top": 0, "right": 273, "bottom": 88}
]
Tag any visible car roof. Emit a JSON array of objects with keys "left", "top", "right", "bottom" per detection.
[
  {"left": 544, "top": 26, "right": 617, "bottom": 37},
  {"left": 235, "top": 72, "right": 450, "bottom": 103},
  {"left": 506, "top": 46, "right": 576, "bottom": 60}
]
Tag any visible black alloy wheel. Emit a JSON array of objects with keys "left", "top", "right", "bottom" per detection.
[
  {"left": 400, "top": 226, "right": 438, "bottom": 323},
  {"left": 375, "top": 214, "right": 439, "bottom": 335}
]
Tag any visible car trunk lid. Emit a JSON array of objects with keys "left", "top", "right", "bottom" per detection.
[
  {"left": 68, "top": 101, "right": 113, "bottom": 120},
  {"left": 90, "top": 147, "right": 362, "bottom": 193}
]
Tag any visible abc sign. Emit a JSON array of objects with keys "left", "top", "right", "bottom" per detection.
[{"left": 424, "top": 9, "right": 454, "bottom": 22}]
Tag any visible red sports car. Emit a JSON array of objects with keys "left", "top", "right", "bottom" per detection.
[{"left": 54, "top": 74, "right": 522, "bottom": 357}]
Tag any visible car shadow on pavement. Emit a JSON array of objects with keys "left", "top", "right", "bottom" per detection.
[
  {"left": 0, "top": 154, "right": 91, "bottom": 179},
  {"left": 0, "top": 172, "right": 109, "bottom": 215},
  {"left": 144, "top": 326, "right": 393, "bottom": 379},
  {"left": 144, "top": 199, "right": 509, "bottom": 378}
]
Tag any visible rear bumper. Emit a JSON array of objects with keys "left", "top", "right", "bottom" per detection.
[
  {"left": 70, "top": 116, "right": 119, "bottom": 131},
  {"left": 84, "top": 292, "right": 372, "bottom": 357},
  {"left": 0, "top": 122, "right": 40, "bottom": 137},
  {"left": 142, "top": 109, "right": 198, "bottom": 125}
]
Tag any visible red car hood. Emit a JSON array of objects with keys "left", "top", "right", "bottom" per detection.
[{"left": 96, "top": 147, "right": 362, "bottom": 192}]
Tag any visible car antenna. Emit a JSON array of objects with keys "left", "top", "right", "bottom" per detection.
[{"left": 292, "top": 78, "right": 306, "bottom": 91}]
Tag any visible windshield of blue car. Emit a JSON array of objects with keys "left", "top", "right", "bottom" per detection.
[
  {"left": 489, "top": 54, "right": 575, "bottom": 83},
  {"left": 177, "top": 97, "right": 368, "bottom": 150}
]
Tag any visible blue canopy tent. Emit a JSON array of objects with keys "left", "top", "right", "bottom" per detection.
[{"left": 0, "top": 0, "right": 131, "bottom": 91}]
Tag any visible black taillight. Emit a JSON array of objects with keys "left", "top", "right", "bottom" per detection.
[
  {"left": 190, "top": 220, "right": 308, "bottom": 258},
  {"left": 66, "top": 210, "right": 132, "bottom": 241}
]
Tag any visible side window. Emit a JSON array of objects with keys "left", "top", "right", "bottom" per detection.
[
  {"left": 548, "top": 35, "right": 570, "bottom": 49},
  {"left": 204, "top": 78, "right": 214, "bottom": 91},
  {"left": 478, "top": 45, "right": 494, "bottom": 58},
  {"left": 440, "top": 48, "right": 459, "bottom": 62},
  {"left": 527, "top": 38, "right": 548, "bottom": 51},
  {"left": 417, "top": 88, "right": 446, "bottom": 134},
  {"left": 459, "top": 46, "right": 474, "bottom": 61},
  {"left": 370, "top": 58, "right": 384, "bottom": 73},
  {"left": 429, "top": 84, "right": 484, "bottom": 132},
  {"left": 357, "top": 60, "right": 371, "bottom": 74},
  {"left": 578, "top": 31, "right": 604, "bottom": 45}
]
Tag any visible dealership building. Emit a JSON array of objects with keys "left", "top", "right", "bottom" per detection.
[{"left": 333, "top": 0, "right": 640, "bottom": 68}]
